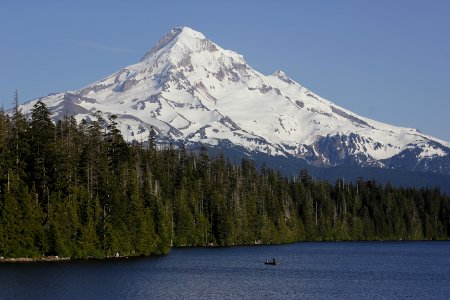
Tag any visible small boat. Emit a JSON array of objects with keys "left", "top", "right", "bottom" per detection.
[{"left": 264, "top": 258, "right": 279, "bottom": 265}]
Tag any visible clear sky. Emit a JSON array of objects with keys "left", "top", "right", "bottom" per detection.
[{"left": 1, "top": 0, "right": 449, "bottom": 141}]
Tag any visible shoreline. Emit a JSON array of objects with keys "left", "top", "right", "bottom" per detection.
[
  {"left": 1, "top": 240, "right": 448, "bottom": 264},
  {"left": 0, "top": 256, "right": 71, "bottom": 263}
]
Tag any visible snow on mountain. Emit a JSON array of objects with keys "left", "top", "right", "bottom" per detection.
[{"left": 19, "top": 27, "right": 450, "bottom": 174}]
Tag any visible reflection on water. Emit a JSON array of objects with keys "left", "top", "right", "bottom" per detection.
[{"left": 1, "top": 241, "right": 449, "bottom": 299}]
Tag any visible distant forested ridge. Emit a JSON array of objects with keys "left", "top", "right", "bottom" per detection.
[{"left": 0, "top": 100, "right": 449, "bottom": 259}]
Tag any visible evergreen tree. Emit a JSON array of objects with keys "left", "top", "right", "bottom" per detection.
[{"left": 28, "top": 101, "right": 56, "bottom": 210}]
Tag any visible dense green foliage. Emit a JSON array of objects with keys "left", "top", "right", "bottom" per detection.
[{"left": 0, "top": 102, "right": 449, "bottom": 259}]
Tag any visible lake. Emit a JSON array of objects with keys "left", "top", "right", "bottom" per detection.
[{"left": 1, "top": 241, "right": 449, "bottom": 299}]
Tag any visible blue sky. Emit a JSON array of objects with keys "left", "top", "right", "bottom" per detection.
[{"left": 1, "top": 0, "right": 449, "bottom": 141}]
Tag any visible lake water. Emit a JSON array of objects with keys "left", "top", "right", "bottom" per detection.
[{"left": 1, "top": 241, "right": 449, "bottom": 299}]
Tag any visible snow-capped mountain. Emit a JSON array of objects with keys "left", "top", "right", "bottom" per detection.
[{"left": 20, "top": 27, "right": 450, "bottom": 174}]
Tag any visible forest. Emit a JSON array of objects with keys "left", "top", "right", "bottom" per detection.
[{"left": 0, "top": 98, "right": 449, "bottom": 259}]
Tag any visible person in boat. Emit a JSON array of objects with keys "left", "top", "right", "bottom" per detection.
[{"left": 265, "top": 258, "right": 278, "bottom": 264}]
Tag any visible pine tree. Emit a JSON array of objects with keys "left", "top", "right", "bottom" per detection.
[{"left": 28, "top": 101, "right": 56, "bottom": 210}]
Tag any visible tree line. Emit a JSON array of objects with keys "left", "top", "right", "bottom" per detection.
[{"left": 0, "top": 99, "right": 449, "bottom": 259}]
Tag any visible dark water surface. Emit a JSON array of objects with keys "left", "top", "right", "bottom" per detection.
[{"left": 1, "top": 241, "right": 449, "bottom": 299}]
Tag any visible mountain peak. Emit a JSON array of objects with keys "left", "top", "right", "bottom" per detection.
[
  {"left": 140, "top": 26, "right": 210, "bottom": 62},
  {"left": 174, "top": 26, "right": 206, "bottom": 40}
]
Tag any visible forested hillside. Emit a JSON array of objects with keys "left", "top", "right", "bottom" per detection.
[{"left": 0, "top": 100, "right": 449, "bottom": 259}]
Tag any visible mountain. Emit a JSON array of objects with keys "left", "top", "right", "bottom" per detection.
[{"left": 19, "top": 26, "right": 450, "bottom": 176}]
